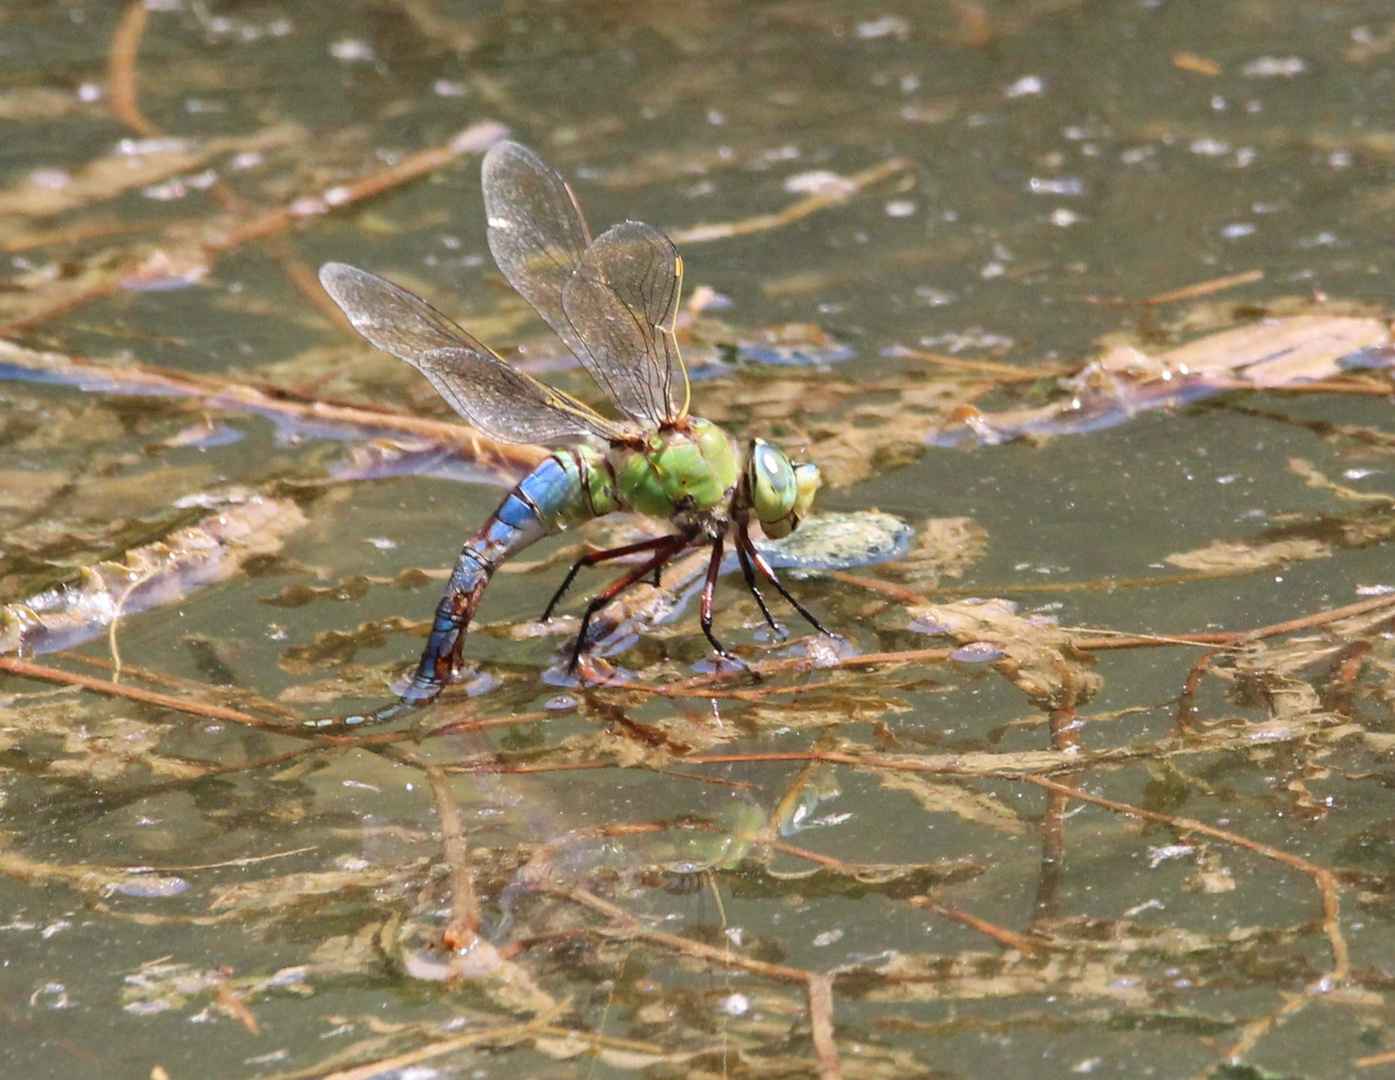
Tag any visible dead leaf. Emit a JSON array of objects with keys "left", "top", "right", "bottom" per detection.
[
  {"left": 1165, "top": 537, "right": 1330, "bottom": 572},
  {"left": 879, "top": 773, "right": 1028, "bottom": 834},
  {"left": 908, "top": 598, "right": 1102, "bottom": 708}
]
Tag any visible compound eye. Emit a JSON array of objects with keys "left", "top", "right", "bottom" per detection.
[
  {"left": 747, "top": 439, "right": 801, "bottom": 537},
  {"left": 749, "top": 440, "right": 798, "bottom": 520}
]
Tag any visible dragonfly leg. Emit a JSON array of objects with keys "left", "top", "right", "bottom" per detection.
[
  {"left": 700, "top": 536, "right": 755, "bottom": 677},
  {"left": 734, "top": 525, "right": 785, "bottom": 640},
  {"left": 542, "top": 534, "right": 684, "bottom": 622},
  {"left": 569, "top": 533, "right": 691, "bottom": 673},
  {"left": 736, "top": 527, "right": 837, "bottom": 639}
]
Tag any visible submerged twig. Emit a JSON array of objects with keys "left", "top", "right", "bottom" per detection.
[
  {"left": 425, "top": 764, "right": 482, "bottom": 952},
  {"left": 540, "top": 883, "right": 845, "bottom": 1078},
  {"left": 0, "top": 654, "right": 285, "bottom": 728},
  {"left": 0, "top": 121, "right": 508, "bottom": 335},
  {"left": 0, "top": 340, "right": 548, "bottom": 478},
  {"left": 670, "top": 158, "right": 912, "bottom": 244},
  {"left": 108, "top": 1, "right": 156, "bottom": 137},
  {"left": 1083, "top": 268, "right": 1266, "bottom": 308}
]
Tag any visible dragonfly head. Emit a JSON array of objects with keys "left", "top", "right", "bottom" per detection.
[{"left": 746, "top": 439, "right": 821, "bottom": 539}]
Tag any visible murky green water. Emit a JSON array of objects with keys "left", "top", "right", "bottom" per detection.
[{"left": 3, "top": 2, "right": 1395, "bottom": 1078}]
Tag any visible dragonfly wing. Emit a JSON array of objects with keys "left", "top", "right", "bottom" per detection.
[
  {"left": 482, "top": 140, "right": 591, "bottom": 346},
  {"left": 320, "top": 262, "right": 629, "bottom": 446},
  {"left": 413, "top": 347, "right": 627, "bottom": 445},
  {"left": 561, "top": 221, "right": 691, "bottom": 427},
  {"left": 322, "top": 260, "right": 473, "bottom": 357}
]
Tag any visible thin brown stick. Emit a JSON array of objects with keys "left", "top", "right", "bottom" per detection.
[
  {"left": 108, "top": 1, "right": 157, "bottom": 137},
  {"left": 58, "top": 650, "right": 306, "bottom": 721},
  {"left": 666, "top": 715, "right": 1345, "bottom": 781},
  {"left": 0, "top": 340, "right": 548, "bottom": 476},
  {"left": 885, "top": 345, "right": 1071, "bottom": 381},
  {"left": 425, "top": 764, "right": 481, "bottom": 951},
  {"left": 543, "top": 884, "right": 844, "bottom": 1077},
  {"left": 1177, "top": 594, "right": 1395, "bottom": 731},
  {"left": 220, "top": 122, "right": 508, "bottom": 249},
  {"left": 0, "top": 654, "right": 288, "bottom": 728},
  {"left": 1019, "top": 775, "right": 1348, "bottom": 980},
  {"left": 105, "top": 5, "right": 349, "bottom": 327},
  {"left": 311, "top": 1026, "right": 676, "bottom": 1080},
  {"left": 548, "top": 884, "right": 810, "bottom": 982},
  {"left": 763, "top": 839, "right": 938, "bottom": 881},
  {"left": 637, "top": 590, "right": 1395, "bottom": 698},
  {"left": 807, "top": 972, "right": 842, "bottom": 1080},
  {"left": 1032, "top": 784, "right": 1071, "bottom": 921},
  {"left": 1191, "top": 991, "right": 1317, "bottom": 1080},
  {"left": 1084, "top": 269, "right": 1265, "bottom": 308},
  {"left": 1222, "top": 593, "right": 1395, "bottom": 643},
  {"left": 297, "top": 1023, "right": 558, "bottom": 1080},
  {"left": 911, "top": 567, "right": 1291, "bottom": 595},
  {"left": 671, "top": 158, "right": 912, "bottom": 244},
  {"left": 1033, "top": 685, "right": 1082, "bottom": 920},
  {"left": 910, "top": 896, "right": 1044, "bottom": 951},
  {"left": 1142, "top": 268, "right": 1265, "bottom": 305},
  {"left": 1176, "top": 648, "right": 1218, "bottom": 733}
]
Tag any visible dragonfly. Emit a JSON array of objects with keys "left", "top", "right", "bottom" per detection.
[{"left": 320, "top": 140, "right": 830, "bottom": 702}]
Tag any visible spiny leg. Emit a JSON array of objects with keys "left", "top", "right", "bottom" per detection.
[
  {"left": 542, "top": 534, "right": 682, "bottom": 622},
  {"left": 569, "top": 533, "right": 692, "bottom": 673},
  {"left": 737, "top": 526, "right": 836, "bottom": 638},
  {"left": 734, "top": 528, "right": 784, "bottom": 639},
  {"left": 700, "top": 535, "right": 754, "bottom": 675}
]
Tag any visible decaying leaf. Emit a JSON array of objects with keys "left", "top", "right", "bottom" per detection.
[
  {"left": 277, "top": 616, "right": 420, "bottom": 674},
  {"left": 908, "top": 597, "right": 1102, "bottom": 708},
  {"left": 208, "top": 866, "right": 417, "bottom": 917},
  {"left": 878, "top": 773, "right": 1028, "bottom": 834},
  {"left": 894, "top": 516, "right": 989, "bottom": 587},
  {"left": 50, "top": 715, "right": 209, "bottom": 782},
  {"left": 855, "top": 949, "right": 1155, "bottom": 1005},
  {"left": 812, "top": 379, "right": 986, "bottom": 486},
  {"left": 1168, "top": 497, "right": 1395, "bottom": 572},
  {"left": 1165, "top": 536, "right": 1331, "bottom": 572}
]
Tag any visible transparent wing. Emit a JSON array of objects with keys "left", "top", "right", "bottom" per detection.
[
  {"left": 560, "top": 222, "right": 691, "bottom": 427},
  {"left": 482, "top": 140, "right": 591, "bottom": 348},
  {"left": 319, "top": 262, "right": 630, "bottom": 446}
]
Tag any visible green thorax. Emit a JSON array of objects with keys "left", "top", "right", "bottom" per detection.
[{"left": 610, "top": 417, "right": 739, "bottom": 521}]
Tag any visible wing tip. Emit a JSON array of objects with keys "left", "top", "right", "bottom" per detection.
[{"left": 318, "top": 261, "right": 361, "bottom": 296}]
